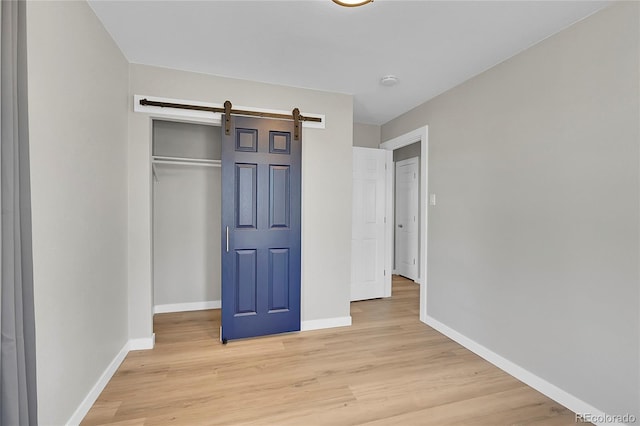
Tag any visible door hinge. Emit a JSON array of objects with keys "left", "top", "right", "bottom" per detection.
[
  {"left": 384, "top": 269, "right": 386, "bottom": 276},
  {"left": 384, "top": 216, "right": 386, "bottom": 223},
  {"left": 413, "top": 259, "right": 416, "bottom": 265}
]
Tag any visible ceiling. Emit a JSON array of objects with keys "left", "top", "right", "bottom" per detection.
[{"left": 88, "top": 0, "right": 610, "bottom": 125}]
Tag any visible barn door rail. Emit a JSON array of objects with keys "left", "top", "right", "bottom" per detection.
[{"left": 139, "top": 98, "right": 321, "bottom": 140}]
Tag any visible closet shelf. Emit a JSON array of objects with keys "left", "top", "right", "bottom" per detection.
[{"left": 152, "top": 155, "right": 221, "bottom": 168}]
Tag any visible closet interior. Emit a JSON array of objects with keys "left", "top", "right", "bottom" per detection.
[{"left": 152, "top": 120, "right": 222, "bottom": 313}]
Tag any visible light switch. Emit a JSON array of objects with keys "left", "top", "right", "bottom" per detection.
[{"left": 429, "top": 193, "right": 436, "bottom": 206}]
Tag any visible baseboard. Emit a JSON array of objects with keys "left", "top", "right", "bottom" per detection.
[
  {"left": 424, "top": 315, "right": 627, "bottom": 426},
  {"left": 129, "top": 333, "right": 155, "bottom": 351},
  {"left": 153, "top": 300, "right": 221, "bottom": 314},
  {"left": 301, "top": 316, "right": 352, "bottom": 331},
  {"left": 66, "top": 341, "right": 129, "bottom": 426}
]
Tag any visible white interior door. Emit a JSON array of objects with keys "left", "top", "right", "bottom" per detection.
[
  {"left": 395, "top": 157, "right": 419, "bottom": 281},
  {"left": 351, "top": 147, "right": 389, "bottom": 301}
]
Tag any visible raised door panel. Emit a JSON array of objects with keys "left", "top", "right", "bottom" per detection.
[
  {"left": 268, "top": 248, "right": 290, "bottom": 312},
  {"left": 236, "top": 164, "right": 257, "bottom": 229},
  {"left": 235, "top": 249, "right": 257, "bottom": 315},
  {"left": 236, "top": 128, "right": 258, "bottom": 152},
  {"left": 269, "top": 165, "right": 290, "bottom": 229}
]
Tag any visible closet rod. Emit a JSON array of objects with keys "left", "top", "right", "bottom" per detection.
[
  {"left": 153, "top": 155, "right": 220, "bottom": 164},
  {"left": 140, "top": 98, "right": 322, "bottom": 123},
  {"left": 153, "top": 159, "right": 221, "bottom": 168}
]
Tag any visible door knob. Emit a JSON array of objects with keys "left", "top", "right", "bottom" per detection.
[{"left": 398, "top": 224, "right": 403, "bottom": 228}]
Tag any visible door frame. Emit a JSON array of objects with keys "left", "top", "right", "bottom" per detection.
[
  {"left": 379, "top": 126, "right": 428, "bottom": 323},
  {"left": 138, "top": 95, "right": 326, "bottom": 347}
]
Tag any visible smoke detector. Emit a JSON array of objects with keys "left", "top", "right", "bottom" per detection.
[{"left": 380, "top": 75, "right": 399, "bottom": 87}]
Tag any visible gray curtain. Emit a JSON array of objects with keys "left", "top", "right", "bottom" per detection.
[{"left": 0, "top": 1, "right": 38, "bottom": 425}]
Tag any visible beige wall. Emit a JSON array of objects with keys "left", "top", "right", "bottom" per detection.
[
  {"left": 393, "top": 141, "right": 420, "bottom": 163},
  {"left": 353, "top": 122, "right": 381, "bottom": 148},
  {"left": 129, "top": 64, "right": 354, "bottom": 339},
  {"left": 26, "top": 1, "right": 130, "bottom": 424},
  {"left": 382, "top": 2, "right": 639, "bottom": 417},
  {"left": 25, "top": 2, "right": 353, "bottom": 420},
  {"left": 153, "top": 165, "right": 222, "bottom": 306}
]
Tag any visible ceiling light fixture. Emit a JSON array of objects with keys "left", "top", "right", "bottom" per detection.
[
  {"left": 380, "top": 75, "right": 399, "bottom": 87},
  {"left": 332, "top": 0, "right": 373, "bottom": 7}
]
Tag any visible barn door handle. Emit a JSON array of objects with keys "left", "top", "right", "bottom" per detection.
[{"left": 226, "top": 226, "right": 229, "bottom": 253}]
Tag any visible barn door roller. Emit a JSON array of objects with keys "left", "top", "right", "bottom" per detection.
[
  {"left": 292, "top": 108, "right": 300, "bottom": 141},
  {"left": 224, "top": 100, "right": 232, "bottom": 136}
]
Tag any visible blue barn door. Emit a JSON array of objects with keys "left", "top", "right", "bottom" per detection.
[{"left": 221, "top": 116, "right": 301, "bottom": 342}]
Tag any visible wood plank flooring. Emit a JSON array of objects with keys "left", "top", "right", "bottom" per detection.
[{"left": 82, "top": 276, "right": 584, "bottom": 425}]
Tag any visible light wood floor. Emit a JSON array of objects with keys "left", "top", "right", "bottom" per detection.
[{"left": 82, "top": 276, "right": 584, "bottom": 425}]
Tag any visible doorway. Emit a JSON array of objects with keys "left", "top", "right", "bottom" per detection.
[
  {"left": 151, "top": 119, "right": 222, "bottom": 315},
  {"left": 380, "top": 126, "right": 428, "bottom": 323},
  {"left": 151, "top": 117, "right": 303, "bottom": 343}
]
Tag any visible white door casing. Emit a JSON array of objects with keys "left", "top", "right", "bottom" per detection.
[
  {"left": 395, "top": 157, "right": 419, "bottom": 281},
  {"left": 351, "top": 147, "right": 391, "bottom": 301},
  {"left": 380, "top": 125, "right": 428, "bottom": 323}
]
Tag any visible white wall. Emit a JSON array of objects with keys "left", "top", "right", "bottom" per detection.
[
  {"left": 129, "top": 64, "right": 354, "bottom": 340},
  {"left": 26, "top": 1, "right": 129, "bottom": 424},
  {"left": 382, "top": 2, "right": 639, "bottom": 418}
]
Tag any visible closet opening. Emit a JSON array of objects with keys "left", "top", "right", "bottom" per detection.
[{"left": 151, "top": 119, "right": 222, "bottom": 327}]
